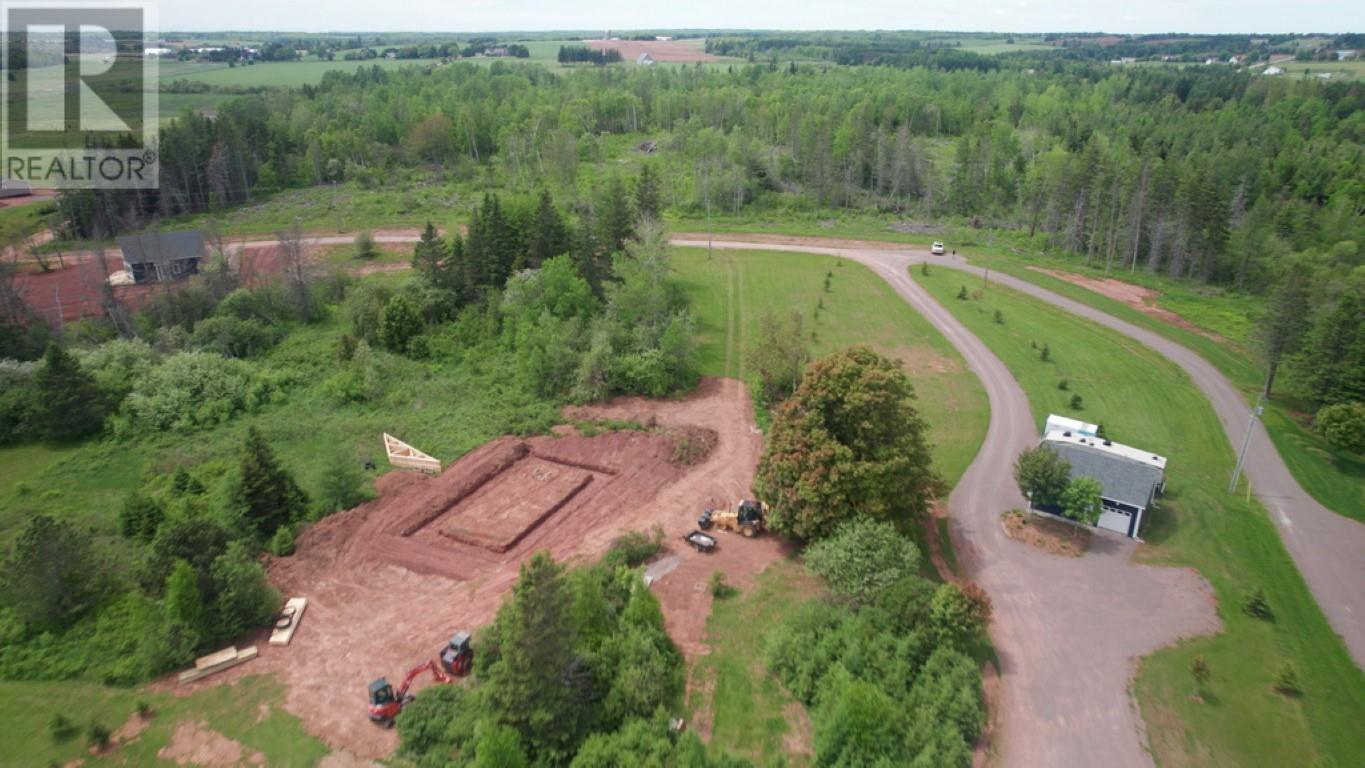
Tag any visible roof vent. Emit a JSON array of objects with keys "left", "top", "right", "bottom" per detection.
[
  {"left": 1063, "top": 431, "right": 1072, "bottom": 437},
  {"left": 1104, "top": 439, "right": 1113, "bottom": 446}
]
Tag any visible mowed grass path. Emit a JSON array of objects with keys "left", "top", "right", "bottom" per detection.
[
  {"left": 688, "top": 560, "right": 821, "bottom": 767},
  {"left": 674, "top": 247, "right": 989, "bottom": 488},
  {"left": 0, "top": 676, "right": 328, "bottom": 766},
  {"left": 915, "top": 266, "right": 1365, "bottom": 768}
]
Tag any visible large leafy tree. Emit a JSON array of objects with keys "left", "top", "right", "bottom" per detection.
[
  {"left": 755, "top": 346, "right": 941, "bottom": 540},
  {"left": 1013, "top": 445, "right": 1072, "bottom": 508},
  {"left": 28, "top": 343, "right": 108, "bottom": 440},
  {"left": 234, "top": 427, "right": 308, "bottom": 539}
]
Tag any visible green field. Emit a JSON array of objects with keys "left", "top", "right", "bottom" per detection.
[
  {"left": 688, "top": 559, "right": 818, "bottom": 766},
  {"left": 674, "top": 247, "right": 989, "bottom": 488},
  {"left": 1275, "top": 58, "right": 1365, "bottom": 80},
  {"left": 914, "top": 266, "right": 1365, "bottom": 768},
  {"left": 0, "top": 676, "right": 328, "bottom": 766}
]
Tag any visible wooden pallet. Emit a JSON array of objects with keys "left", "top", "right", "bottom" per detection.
[
  {"left": 269, "top": 597, "right": 307, "bottom": 647},
  {"left": 384, "top": 433, "right": 441, "bottom": 474}
]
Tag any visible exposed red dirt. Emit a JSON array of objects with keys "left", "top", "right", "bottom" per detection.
[
  {"left": 586, "top": 38, "right": 724, "bottom": 63},
  {"left": 157, "top": 721, "right": 259, "bottom": 767},
  {"left": 1029, "top": 267, "right": 1229, "bottom": 345},
  {"left": 171, "top": 377, "right": 779, "bottom": 759}
]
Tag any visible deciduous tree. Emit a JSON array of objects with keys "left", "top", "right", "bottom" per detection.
[
  {"left": 755, "top": 346, "right": 940, "bottom": 540},
  {"left": 1013, "top": 445, "right": 1071, "bottom": 508}
]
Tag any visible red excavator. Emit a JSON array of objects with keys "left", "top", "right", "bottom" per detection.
[
  {"left": 367, "top": 632, "right": 475, "bottom": 726},
  {"left": 367, "top": 661, "right": 449, "bottom": 726}
]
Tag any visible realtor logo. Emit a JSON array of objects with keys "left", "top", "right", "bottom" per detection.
[{"left": 1, "top": 1, "right": 159, "bottom": 189}]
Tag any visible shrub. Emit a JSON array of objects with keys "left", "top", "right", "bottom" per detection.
[
  {"left": 1273, "top": 661, "right": 1301, "bottom": 695},
  {"left": 993, "top": 309, "right": 1004, "bottom": 324},
  {"left": 49, "top": 713, "right": 77, "bottom": 743},
  {"left": 929, "top": 582, "right": 985, "bottom": 649},
  {"left": 956, "top": 285, "right": 968, "bottom": 300},
  {"left": 709, "top": 571, "right": 737, "bottom": 599},
  {"left": 804, "top": 518, "right": 921, "bottom": 604},
  {"left": 314, "top": 448, "right": 371, "bottom": 515},
  {"left": 1069, "top": 393, "right": 1083, "bottom": 410},
  {"left": 379, "top": 293, "right": 424, "bottom": 353},
  {"left": 1190, "top": 655, "right": 1211, "bottom": 692},
  {"left": 1242, "top": 586, "right": 1273, "bottom": 620},
  {"left": 87, "top": 722, "right": 111, "bottom": 750},
  {"left": 118, "top": 352, "right": 275, "bottom": 434},
  {"left": 190, "top": 315, "right": 283, "bottom": 358},
  {"left": 355, "top": 230, "right": 379, "bottom": 259},
  {"left": 1040, "top": 343, "right": 1051, "bottom": 362},
  {"left": 604, "top": 526, "right": 664, "bottom": 569},
  {"left": 920, "top": 262, "right": 929, "bottom": 276},
  {"left": 1315, "top": 402, "right": 1365, "bottom": 453},
  {"left": 1057, "top": 378, "right": 1069, "bottom": 391},
  {"left": 135, "top": 700, "right": 153, "bottom": 718},
  {"left": 268, "top": 525, "right": 295, "bottom": 557}
]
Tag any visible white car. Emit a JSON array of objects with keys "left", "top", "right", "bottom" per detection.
[{"left": 931, "top": 242, "right": 945, "bottom": 255}]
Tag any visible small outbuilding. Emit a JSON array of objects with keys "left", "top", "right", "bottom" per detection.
[
  {"left": 116, "top": 230, "right": 204, "bottom": 284},
  {"left": 1037, "top": 415, "right": 1167, "bottom": 539},
  {"left": 637, "top": 52, "right": 655, "bottom": 66}
]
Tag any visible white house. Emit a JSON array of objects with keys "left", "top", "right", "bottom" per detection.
[
  {"left": 1264, "top": 65, "right": 1285, "bottom": 76},
  {"left": 636, "top": 52, "right": 655, "bottom": 66},
  {"left": 1036, "top": 415, "right": 1167, "bottom": 539}
]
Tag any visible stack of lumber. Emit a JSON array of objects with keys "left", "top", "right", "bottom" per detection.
[
  {"left": 269, "top": 597, "right": 308, "bottom": 647},
  {"left": 177, "top": 645, "right": 258, "bottom": 684}
]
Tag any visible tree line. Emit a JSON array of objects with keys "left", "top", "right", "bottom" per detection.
[{"left": 46, "top": 57, "right": 1359, "bottom": 298}]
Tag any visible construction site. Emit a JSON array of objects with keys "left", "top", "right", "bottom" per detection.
[{"left": 170, "top": 378, "right": 788, "bottom": 758}]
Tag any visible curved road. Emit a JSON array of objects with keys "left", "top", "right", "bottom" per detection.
[
  {"left": 673, "top": 239, "right": 1219, "bottom": 768},
  {"left": 233, "top": 231, "right": 1359, "bottom": 765}
]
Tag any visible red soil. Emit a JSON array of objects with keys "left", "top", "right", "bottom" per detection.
[
  {"left": 169, "top": 378, "right": 782, "bottom": 759},
  {"left": 587, "top": 39, "right": 724, "bottom": 63}
]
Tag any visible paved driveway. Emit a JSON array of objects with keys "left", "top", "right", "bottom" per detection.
[{"left": 675, "top": 239, "right": 1220, "bottom": 768}]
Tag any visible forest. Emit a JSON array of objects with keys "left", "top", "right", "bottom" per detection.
[{"left": 53, "top": 56, "right": 1360, "bottom": 295}]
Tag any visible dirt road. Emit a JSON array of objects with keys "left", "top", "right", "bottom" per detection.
[{"left": 674, "top": 238, "right": 1221, "bottom": 768}]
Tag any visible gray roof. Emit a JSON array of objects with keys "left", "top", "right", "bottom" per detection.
[
  {"left": 1050, "top": 441, "right": 1163, "bottom": 509},
  {"left": 117, "top": 230, "right": 204, "bottom": 265}
]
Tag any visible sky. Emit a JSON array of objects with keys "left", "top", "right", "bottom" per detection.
[{"left": 157, "top": 0, "right": 1362, "bottom": 35}]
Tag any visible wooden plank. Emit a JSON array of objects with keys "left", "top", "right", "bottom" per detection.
[
  {"left": 177, "top": 645, "right": 258, "bottom": 684},
  {"left": 269, "top": 597, "right": 308, "bottom": 647}
]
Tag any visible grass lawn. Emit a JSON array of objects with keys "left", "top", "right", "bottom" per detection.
[
  {"left": 965, "top": 253, "right": 1365, "bottom": 524},
  {"left": 673, "top": 246, "right": 989, "bottom": 489},
  {"left": 914, "top": 266, "right": 1365, "bottom": 768},
  {"left": 0, "top": 675, "right": 328, "bottom": 766},
  {"left": 688, "top": 559, "right": 820, "bottom": 767}
]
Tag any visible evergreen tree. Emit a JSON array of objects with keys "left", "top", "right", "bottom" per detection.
[
  {"left": 235, "top": 427, "right": 308, "bottom": 538},
  {"left": 0, "top": 514, "right": 104, "bottom": 627},
  {"left": 597, "top": 176, "right": 635, "bottom": 256},
  {"left": 1297, "top": 292, "right": 1365, "bottom": 407},
  {"left": 634, "top": 164, "right": 662, "bottom": 221},
  {"left": 526, "top": 189, "right": 570, "bottom": 270},
  {"left": 1258, "top": 261, "right": 1312, "bottom": 397},
  {"left": 481, "top": 552, "right": 589, "bottom": 761},
  {"left": 28, "top": 344, "right": 107, "bottom": 440},
  {"left": 411, "top": 221, "right": 447, "bottom": 281},
  {"left": 164, "top": 559, "right": 207, "bottom": 637}
]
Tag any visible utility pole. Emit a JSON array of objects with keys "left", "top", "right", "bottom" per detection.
[{"left": 1227, "top": 390, "right": 1265, "bottom": 494}]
